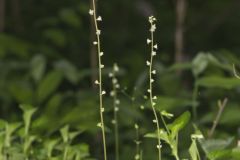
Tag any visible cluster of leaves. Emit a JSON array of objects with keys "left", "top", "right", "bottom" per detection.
[{"left": 0, "top": 104, "right": 91, "bottom": 160}]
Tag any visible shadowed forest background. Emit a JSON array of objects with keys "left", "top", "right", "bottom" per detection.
[{"left": 0, "top": 0, "right": 240, "bottom": 159}]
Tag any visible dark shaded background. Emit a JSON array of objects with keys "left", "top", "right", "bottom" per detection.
[{"left": 0, "top": 0, "right": 240, "bottom": 159}]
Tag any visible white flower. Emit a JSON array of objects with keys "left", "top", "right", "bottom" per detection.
[
  {"left": 147, "top": 89, "right": 151, "bottom": 93},
  {"left": 154, "top": 44, "right": 158, "bottom": 49},
  {"left": 151, "top": 79, "right": 154, "bottom": 83},
  {"left": 112, "top": 78, "right": 117, "bottom": 84},
  {"left": 134, "top": 124, "right": 139, "bottom": 129},
  {"left": 112, "top": 120, "right": 116, "bottom": 124},
  {"left": 97, "top": 16, "right": 102, "bottom": 21},
  {"left": 153, "top": 96, "right": 157, "bottom": 99},
  {"left": 96, "top": 29, "right": 101, "bottom": 35},
  {"left": 93, "top": 41, "right": 98, "bottom": 45},
  {"left": 115, "top": 84, "right": 120, "bottom": 88},
  {"left": 95, "top": 80, "right": 99, "bottom": 85},
  {"left": 152, "top": 51, "right": 156, "bottom": 56},
  {"left": 152, "top": 70, "right": 156, "bottom": 74},
  {"left": 110, "top": 91, "right": 115, "bottom": 96},
  {"left": 147, "top": 39, "right": 152, "bottom": 44},
  {"left": 114, "top": 107, "right": 119, "bottom": 112},
  {"left": 140, "top": 105, "right": 145, "bottom": 110},
  {"left": 89, "top": 9, "right": 94, "bottom": 15},
  {"left": 115, "top": 99, "right": 120, "bottom": 105},
  {"left": 97, "top": 122, "right": 102, "bottom": 128},
  {"left": 153, "top": 119, "right": 157, "bottom": 123},
  {"left": 152, "top": 102, "right": 156, "bottom": 106},
  {"left": 146, "top": 61, "right": 150, "bottom": 66},
  {"left": 102, "top": 90, "right": 106, "bottom": 95},
  {"left": 101, "top": 108, "right": 105, "bottom": 113},
  {"left": 100, "top": 52, "right": 104, "bottom": 56},
  {"left": 156, "top": 144, "right": 162, "bottom": 149},
  {"left": 109, "top": 72, "right": 113, "bottom": 77},
  {"left": 100, "top": 64, "right": 104, "bottom": 68},
  {"left": 191, "top": 134, "right": 204, "bottom": 139},
  {"left": 150, "top": 24, "right": 156, "bottom": 32},
  {"left": 114, "top": 63, "right": 119, "bottom": 72}
]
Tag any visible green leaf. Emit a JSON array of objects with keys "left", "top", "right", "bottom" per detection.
[
  {"left": 59, "top": 9, "right": 81, "bottom": 27},
  {"left": 43, "top": 29, "right": 66, "bottom": 46},
  {"left": 5, "top": 122, "right": 22, "bottom": 147},
  {"left": 30, "top": 55, "right": 46, "bottom": 82},
  {"left": 189, "top": 140, "right": 200, "bottom": 160},
  {"left": 144, "top": 129, "right": 169, "bottom": 143},
  {"left": 37, "top": 71, "right": 63, "bottom": 103},
  {"left": 197, "top": 76, "right": 240, "bottom": 89},
  {"left": 60, "top": 125, "right": 69, "bottom": 143},
  {"left": 168, "top": 111, "right": 191, "bottom": 138},
  {"left": 151, "top": 96, "right": 192, "bottom": 111},
  {"left": 20, "top": 104, "right": 37, "bottom": 136},
  {"left": 207, "top": 149, "right": 232, "bottom": 160},
  {"left": 54, "top": 60, "right": 79, "bottom": 84},
  {"left": 192, "top": 53, "right": 209, "bottom": 77}
]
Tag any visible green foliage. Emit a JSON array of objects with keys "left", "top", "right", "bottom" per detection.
[{"left": 0, "top": 105, "right": 91, "bottom": 160}]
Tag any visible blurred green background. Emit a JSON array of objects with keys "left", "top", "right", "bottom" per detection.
[{"left": 0, "top": 0, "right": 240, "bottom": 159}]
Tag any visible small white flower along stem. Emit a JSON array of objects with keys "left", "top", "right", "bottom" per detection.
[
  {"left": 90, "top": 0, "right": 107, "bottom": 160},
  {"left": 147, "top": 16, "right": 162, "bottom": 160}
]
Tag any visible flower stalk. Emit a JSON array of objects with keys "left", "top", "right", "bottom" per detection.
[
  {"left": 147, "top": 16, "right": 162, "bottom": 160},
  {"left": 89, "top": 0, "right": 107, "bottom": 159}
]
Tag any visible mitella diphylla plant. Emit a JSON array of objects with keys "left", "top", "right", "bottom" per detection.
[
  {"left": 146, "top": 15, "right": 162, "bottom": 160},
  {"left": 89, "top": 0, "right": 107, "bottom": 160}
]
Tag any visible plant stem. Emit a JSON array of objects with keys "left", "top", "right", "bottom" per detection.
[
  {"left": 192, "top": 83, "right": 199, "bottom": 120},
  {"left": 208, "top": 98, "right": 228, "bottom": 138},
  {"left": 91, "top": 0, "right": 107, "bottom": 159},
  {"left": 112, "top": 71, "right": 119, "bottom": 160},
  {"left": 148, "top": 17, "right": 161, "bottom": 160}
]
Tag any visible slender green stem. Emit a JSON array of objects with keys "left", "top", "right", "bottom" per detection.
[
  {"left": 148, "top": 17, "right": 161, "bottom": 160},
  {"left": 111, "top": 70, "right": 120, "bottom": 160},
  {"left": 91, "top": 0, "right": 107, "bottom": 159},
  {"left": 160, "top": 114, "right": 170, "bottom": 135},
  {"left": 192, "top": 82, "right": 199, "bottom": 120}
]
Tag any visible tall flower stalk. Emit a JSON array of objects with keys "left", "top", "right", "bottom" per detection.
[
  {"left": 146, "top": 16, "right": 162, "bottom": 160},
  {"left": 109, "top": 63, "right": 120, "bottom": 160},
  {"left": 89, "top": 1, "right": 107, "bottom": 160}
]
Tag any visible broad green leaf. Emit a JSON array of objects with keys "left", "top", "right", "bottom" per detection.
[
  {"left": 168, "top": 111, "right": 191, "bottom": 138},
  {"left": 207, "top": 149, "right": 232, "bottom": 160},
  {"left": 8, "top": 82, "right": 33, "bottom": 104},
  {"left": 168, "top": 62, "right": 192, "bottom": 72},
  {"left": 192, "top": 53, "right": 209, "bottom": 77},
  {"left": 197, "top": 76, "right": 240, "bottom": 89},
  {"left": 43, "top": 29, "right": 66, "bottom": 46},
  {"left": 54, "top": 60, "right": 79, "bottom": 84},
  {"left": 59, "top": 9, "right": 81, "bottom": 27},
  {"left": 37, "top": 70, "right": 63, "bottom": 103},
  {"left": 200, "top": 138, "right": 234, "bottom": 153},
  {"left": 151, "top": 96, "right": 192, "bottom": 111},
  {"left": 144, "top": 129, "right": 169, "bottom": 143}
]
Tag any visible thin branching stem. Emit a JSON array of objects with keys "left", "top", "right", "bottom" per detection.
[{"left": 208, "top": 98, "right": 228, "bottom": 138}]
